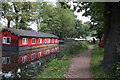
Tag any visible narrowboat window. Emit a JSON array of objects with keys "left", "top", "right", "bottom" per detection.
[
  {"left": 44, "top": 51, "right": 47, "bottom": 55},
  {"left": 22, "top": 38, "right": 27, "bottom": 44},
  {"left": 2, "top": 37, "right": 11, "bottom": 44},
  {"left": 48, "top": 39, "right": 50, "bottom": 43},
  {"left": 52, "top": 39, "right": 54, "bottom": 43},
  {"left": 32, "top": 38, "right": 36, "bottom": 44},
  {"left": 22, "top": 56, "right": 27, "bottom": 63},
  {"left": 44, "top": 39, "right": 47, "bottom": 43},
  {"left": 47, "top": 50, "right": 50, "bottom": 54},
  {"left": 55, "top": 39, "right": 57, "bottom": 43},
  {"left": 39, "top": 38, "right": 42, "bottom": 43},
  {"left": 31, "top": 54, "right": 35, "bottom": 60},
  {"left": 56, "top": 39, "right": 59, "bottom": 43},
  {"left": 45, "top": 50, "right": 49, "bottom": 55},
  {"left": 39, "top": 52, "right": 42, "bottom": 57},
  {"left": 2, "top": 57, "right": 10, "bottom": 64},
  {"left": 52, "top": 49, "right": 54, "bottom": 52}
]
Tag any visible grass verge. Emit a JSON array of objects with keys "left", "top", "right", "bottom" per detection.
[
  {"left": 37, "top": 59, "right": 70, "bottom": 78},
  {"left": 91, "top": 45, "right": 110, "bottom": 78}
]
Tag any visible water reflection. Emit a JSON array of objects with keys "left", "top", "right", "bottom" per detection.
[{"left": 1, "top": 45, "right": 63, "bottom": 79}]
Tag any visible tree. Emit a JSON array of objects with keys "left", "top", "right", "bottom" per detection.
[
  {"left": 1, "top": 2, "right": 36, "bottom": 29},
  {"left": 38, "top": 2, "right": 76, "bottom": 38},
  {"left": 1, "top": 2, "right": 13, "bottom": 28},
  {"left": 101, "top": 3, "right": 120, "bottom": 69},
  {"left": 12, "top": 2, "right": 36, "bottom": 29},
  {"left": 75, "top": 2, "right": 120, "bottom": 70}
]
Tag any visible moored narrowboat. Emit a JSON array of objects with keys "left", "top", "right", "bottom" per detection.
[{"left": 0, "top": 28, "right": 59, "bottom": 51}]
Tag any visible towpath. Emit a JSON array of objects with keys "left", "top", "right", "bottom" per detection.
[{"left": 64, "top": 45, "right": 94, "bottom": 78}]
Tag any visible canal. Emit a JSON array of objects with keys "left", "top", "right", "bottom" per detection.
[{"left": 1, "top": 44, "right": 66, "bottom": 79}]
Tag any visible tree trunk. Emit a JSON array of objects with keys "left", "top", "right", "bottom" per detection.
[
  {"left": 15, "top": 17, "right": 19, "bottom": 29},
  {"left": 102, "top": 3, "right": 120, "bottom": 69},
  {"left": 37, "top": 19, "right": 41, "bottom": 31},
  {"left": 7, "top": 20, "right": 11, "bottom": 28},
  {"left": 13, "top": 2, "right": 19, "bottom": 29}
]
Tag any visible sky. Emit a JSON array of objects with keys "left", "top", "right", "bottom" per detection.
[
  {"left": 0, "top": 1, "right": 90, "bottom": 31},
  {"left": 68, "top": 1, "right": 90, "bottom": 22},
  {"left": 74, "top": 11, "right": 91, "bottom": 22}
]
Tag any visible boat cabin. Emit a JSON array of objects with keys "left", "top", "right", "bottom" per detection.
[{"left": 0, "top": 28, "right": 59, "bottom": 51}]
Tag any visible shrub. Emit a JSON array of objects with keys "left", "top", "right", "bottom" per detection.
[
  {"left": 62, "top": 41, "right": 89, "bottom": 58},
  {"left": 91, "top": 45, "right": 110, "bottom": 78}
]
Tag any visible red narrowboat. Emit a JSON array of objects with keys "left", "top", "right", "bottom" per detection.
[{"left": 0, "top": 28, "right": 59, "bottom": 51}]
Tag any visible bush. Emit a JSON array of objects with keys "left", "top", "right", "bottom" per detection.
[
  {"left": 62, "top": 41, "right": 89, "bottom": 58},
  {"left": 91, "top": 45, "right": 110, "bottom": 78},
  {"left": 110, "top": 54, "right": 120, "bottom": 79},
  {"left": 81, "top": 41, "right": 89, "bottom": 49},
  {"left": 91, "top": 45, "right": 120, "bottom": 79}
]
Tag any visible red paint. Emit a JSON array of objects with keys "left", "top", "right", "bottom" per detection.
[
  {"left": 0, "top": 30, "right": 18, "bottom": 46},
  {"left": 1, "top": 30, "right": 59, "bottom": 47},
  {"left": 2, "top": 56, "right": 18, "bottom": 71},
  {"left": 19, "top": 37, "right": 59, "bottom": 46},
  {"left": 99, "top": 34, "right": 104, "bottom": 47}
]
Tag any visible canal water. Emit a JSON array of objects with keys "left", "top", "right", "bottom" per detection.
[{"left": 1, "top": 44, "right": 65, "bottom": 79}]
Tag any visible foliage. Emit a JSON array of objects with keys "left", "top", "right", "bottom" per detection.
[
  {"left": 1, "top": 2, "right": 36, "bottom": 29},
  {"left": 1, "top": 2, "right": 93, "bottom": 38},
  {"left": 38, "top": 2, "right": 93, "bottom": 38},
  {"left": 62, "top": 41, "right": 89, "bottom": 58},
  {"left": 114, "top": 60, "right": 120, "bottom": 79},
  {"left": 38, "top": 3, "right": 76, "bottom": 38},
  {"left": 1, "top": 2, "right": 13, "bottom": 28},
  {"left": 37, "top": 41, "right": 89, "bottom": 78},
  {"left": 74, "top": 20, "right": 92, "bottom": 38},
  {"left": 110, "top": 52, "right": 120, "bottom": 79},
  {"left": 74, "top": 2, "right": 105, "bottom": 38},
  {"left": 91, "top": 45, "right": 110, "bottom": 78},
  {"left": 37, "top": 59, "right": 70, "bottom": 78},
  {"left": 0, "top": 26, "right": 7, "bottom": 31},
  {"left": 82, "top": 2, "right": 105, "bottom": 38}
]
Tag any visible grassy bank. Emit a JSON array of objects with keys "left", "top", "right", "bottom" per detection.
[
  {"left": 37, "top": 41, "right": 89, "bottom": 78},
  {"left": 37, "top": 59, "right": 70, "bottom": 78},
  {"left": 91, "top": 45, "right": 109, "bottom": 78}
]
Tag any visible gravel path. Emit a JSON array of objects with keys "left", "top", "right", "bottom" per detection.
[{"left": 64, "top": 45, "right": 94, "bottom": 78}]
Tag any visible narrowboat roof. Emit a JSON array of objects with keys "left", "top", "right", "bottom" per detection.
[{"left": 2, "top": 28, "right": 59, "bottom": 38}]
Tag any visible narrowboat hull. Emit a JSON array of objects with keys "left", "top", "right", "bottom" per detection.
[{"left": 2, "top": 44, "right": 58, "bottom": 51}]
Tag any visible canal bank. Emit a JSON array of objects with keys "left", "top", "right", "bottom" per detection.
[{"left": 37, "top": 41, "right": 89, "bottom": 78}]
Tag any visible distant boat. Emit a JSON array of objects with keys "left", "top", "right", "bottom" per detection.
[{"left": 59, "top": 39, "right": 64, "bottom": 44}]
